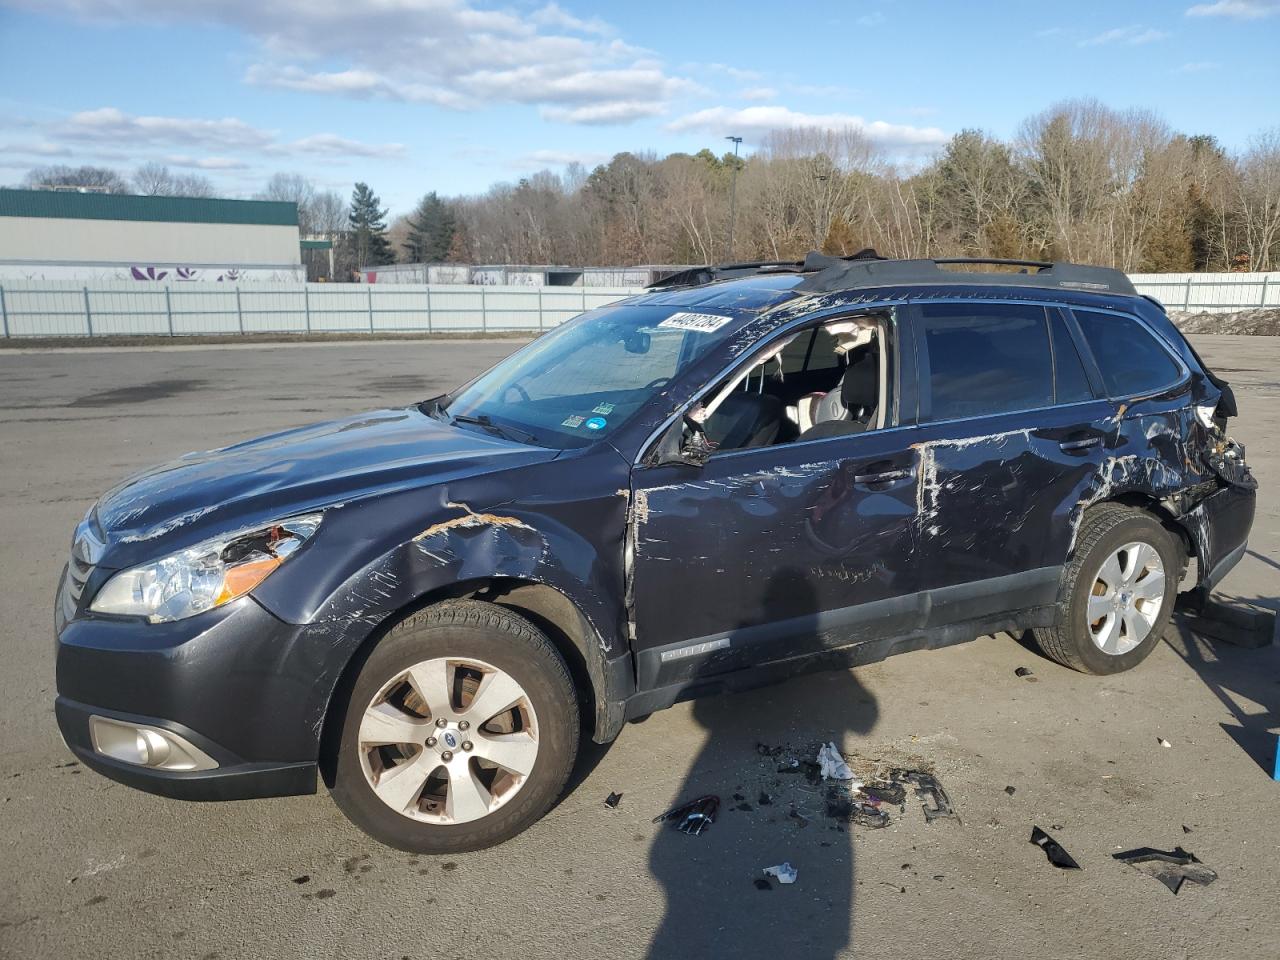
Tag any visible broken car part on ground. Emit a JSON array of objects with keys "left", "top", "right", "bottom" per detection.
[{"left": 53, "top": 252, "right": 1259, "bottom": 852}]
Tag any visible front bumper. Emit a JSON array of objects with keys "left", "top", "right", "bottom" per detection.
[{"left": 54, "top": 590, "right": 322, "bottom": 801}]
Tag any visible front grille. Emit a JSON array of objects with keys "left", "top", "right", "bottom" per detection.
[{"left": 63, "top": 514, "right": 105, "bottom": 622}]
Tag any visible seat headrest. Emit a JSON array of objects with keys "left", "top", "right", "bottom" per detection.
[{"left": 840, "top": 352, "right": 879, "bottom": 409}]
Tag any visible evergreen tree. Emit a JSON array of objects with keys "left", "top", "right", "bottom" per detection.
[
  {"left": 403, "top": 191, "right": 457, "bottom": 263},
  {"left": 349, "top": 182, "right": 394, "bottom": 268}
]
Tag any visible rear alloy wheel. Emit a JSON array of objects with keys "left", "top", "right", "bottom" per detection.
[
  {"left": 1033, "top": 505, "right": 1180, "bottom": 674},
  {"left": 332, "top": 600, "right": 578, "bottom": 852}
]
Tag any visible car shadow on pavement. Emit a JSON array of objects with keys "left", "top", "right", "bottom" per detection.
[
  {"left": 645, "top": 570, "right": 879, "bottom": 960},
  {"left": 1164, "top": 608, "right": 1280, "bottom": 776}
]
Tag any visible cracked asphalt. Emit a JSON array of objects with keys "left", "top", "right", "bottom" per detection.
[{"left": 1, "top": 335, "right": 1277, "bottom": 960}]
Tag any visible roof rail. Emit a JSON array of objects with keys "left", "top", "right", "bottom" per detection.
[
  {"left": 648, "top": 248, "right": 886, "bottom": 289},
  {"left": 795, "top": 256, "right": 1137, "bottom": 296}
]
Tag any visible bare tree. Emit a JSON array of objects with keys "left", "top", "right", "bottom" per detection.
[
  {"left": 22, "top": 165, "right": 129, "bottom": 193},
  {"left": 132, "top": 162, "right": 215, "bottom": 198}
]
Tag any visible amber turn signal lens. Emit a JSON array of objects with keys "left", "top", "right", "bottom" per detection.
[{"left": 215, "top": 555, "right": 282, "bottom": 605}]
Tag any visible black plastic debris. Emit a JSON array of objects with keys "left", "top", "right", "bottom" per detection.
[
  {"left": 895, "top": 770, "right": 959, "bottom": 823},
  {"left": 1004, "top": 785, "right": 1016, "bottom": 796},
  {"left": 1014, "top": 666, "right": 1038, "bottom": 682},
  {"left": 861, "top": 781, "right": 907, "bottom": 806},
  {"left": 757, "top": 791, "right": 772, "bottom": 806},
  {"left": 1030, "top": 826, "right": 1080, "bottom": 869},
  {"left": 753, "top": 877, "right": 773, "bottom": 891},
  {"left": 825, "top": 787, "right": 890, "bottom": 829},
  {"left": 653, "top": 795, "right": 720, "bottom": 836},
  {"left": 604, "top": 791, "right": 623, "bottom": 809},
  {"left": 1112, "top": 847, "right": 1217, "bottom": 895}
]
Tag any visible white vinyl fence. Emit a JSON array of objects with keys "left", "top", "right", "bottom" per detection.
[
  {"left": 0, "top": 281, "right": 643, "bottom": 338},
  {"left": 2, "top": 272, "right": 1278, "bottom": 338}
]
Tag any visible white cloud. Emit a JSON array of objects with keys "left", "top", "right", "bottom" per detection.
[
  {"left": 516, "top": 148, "right": 608, "bottom": 167},
  {"left": 667, "top": 105, "right": 948, "bottom": 151},
  {"left": 740, "top": 87, "right": 778, "bottom": 101},
  {"left": 163, "top": 155, "right": 251, "bottom": 170},
  {"left": 1186, "top": 0, "right": 1279, "bottom": 18},
  {"left": 530, "top": 2, "right": 612, "bottom": 35},
  {"left": 24, "top": 0, "right": 695, "bottom": 126},
  {"left": 856, "top": 12, "right": 885, "bottom": 26},
  {"left": 1176, "top": 60, "right": 1221, "bottom": 72},
  {"left": 1080, "top": 25, "right": 1170, "bottom": 46},
  {"left": 44, "top": 107, "right": 403, "bottom": 162},
  {"left": 541, "top": 101, "right": 666, "bottom": 125}
]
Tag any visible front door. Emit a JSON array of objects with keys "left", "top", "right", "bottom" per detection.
[{"left": 628, "top": 428, "right": 924, "bottom": 693}]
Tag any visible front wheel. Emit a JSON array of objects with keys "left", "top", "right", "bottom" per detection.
[
  {"left": 331, "top": 600, "right": 579, "bottom": 853},
  {"left": 1033, "top": 505, "right": 1180, "bottom": 674}
]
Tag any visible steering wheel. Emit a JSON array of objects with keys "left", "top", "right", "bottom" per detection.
[
  {"left": 643, "top": 377, "right": 671, "bottom": 390},
  {"left": 503, "top": 383, "right": 532, "bottom": 403}
]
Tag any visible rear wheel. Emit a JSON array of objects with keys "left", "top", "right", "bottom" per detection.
[
  {"left": 1033, "top": 505, "right": 1180, "bottom": 674},
  {"left": 331, "top": 600, "right": 579, "bottom": 852}
]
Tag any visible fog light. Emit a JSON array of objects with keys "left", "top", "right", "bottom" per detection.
[{"left": 89, "top": 716, "right": 217, "bottom": 771}]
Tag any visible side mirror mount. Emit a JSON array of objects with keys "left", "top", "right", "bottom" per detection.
[{"left": 678, "top": 404, "right": 716, "bottom": 466}]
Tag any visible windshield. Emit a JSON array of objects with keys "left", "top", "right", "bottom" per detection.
[{"left": 444, "top": 303, "right": 740, "bottom": 447}]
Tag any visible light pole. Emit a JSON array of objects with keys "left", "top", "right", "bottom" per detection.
[{"left": 725, "top": 135, "right": 742, "bottom": 262}]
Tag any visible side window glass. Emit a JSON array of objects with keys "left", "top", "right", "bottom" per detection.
[
  {"left": 805, "top": 328, "right": 843, "bottom": 373},
  {"left": 1049, "top": 310, "right": 1094, "bottom": 404},
  {"left": 1074, "top": 310, "right": 1182, "bottom": 397},
  {"left": 918, "top": 303, "right": 1052, "bottom": 422}
]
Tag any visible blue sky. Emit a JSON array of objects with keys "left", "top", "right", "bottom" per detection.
[{"left": 1, "top": 0, "right": 1277, "bottom": 215}]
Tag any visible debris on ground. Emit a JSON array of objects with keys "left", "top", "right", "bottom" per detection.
[
  {"left": 763, "top": 862, "right": 798, "bottom": 885},
  {"left": 817, "top": 742, "right": 859, "bottom": 783},
  {"left": 604, "top": 791, "right": 623, "bottom": 809},
  {"left": 653, "top": 795, "right": 719, "bottom": 835},
  {"left": 1014, "top": 666, "right": 1038, "bottom": 682},
  {"left": 896, "top": 770, "right": 959, "bottom": 823},
  {"left": 1030, "top": 827, "right": 1081, "bottom": 870},
  {"left": 861, "top": 781, "right": 907, "bottom": 805},
  {"left": 825, "top": 787, "right": 891, "bottom": 829},
  {"left": 753, "top": 877, "right": 773, "bottom": 891},
  {"left": 1158, "top": 737, "right": 1172, "bottom": 749},
  {"left": 1004, "top": 785, "right": 1016, "bottom": 796},
  {"left": 1112, "top": 846, "right": 1217, "bottom": 894}
]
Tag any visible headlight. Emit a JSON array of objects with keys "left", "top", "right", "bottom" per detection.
[{"left": 90, "top": 514, "right": 321, "bottom": 622}]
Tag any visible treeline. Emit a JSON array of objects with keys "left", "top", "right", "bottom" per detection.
[
  {"left": 19, "top": 99, "right": 1280, "bottom": 275},
  {"left": 434, "top": 100, "right": 1280, "bottom": 273}
]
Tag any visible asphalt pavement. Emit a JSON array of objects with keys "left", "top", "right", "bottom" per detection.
[{"left": 1, "top": 335, "right": 1277, "bottom": 960}]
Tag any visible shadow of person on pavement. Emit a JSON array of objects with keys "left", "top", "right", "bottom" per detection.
[{"left": 645, "top": 568, "right": 879, "bottom": 960}]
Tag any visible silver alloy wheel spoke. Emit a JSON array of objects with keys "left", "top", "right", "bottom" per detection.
[
  {"left": 1087, "top": 539, "right": 1165, "bottom": 656},
  {"left": 372, "top": 753, "right": 434, "bottom": 813},
  {"left": 444, "top": 763, "right": 494, "bottom": 822},
  {"left": 471, "top": 731, "right": 539, "bottom": 776},
  {"left": 360, "top": 702, "right": 429, "bottom": 746},
  {"left": 358, "top": 655, "right": 539, "bottom": 825},
  {"left": 405, "top": 659, "right": 454, "bottom": 720},
  {"left": 462, "top": 670, "right": 525, "bottom": 727}
]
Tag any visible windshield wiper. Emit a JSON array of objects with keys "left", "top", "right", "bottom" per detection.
[{"left": 450, "top": 413, "right": 540, "bottom": 445}]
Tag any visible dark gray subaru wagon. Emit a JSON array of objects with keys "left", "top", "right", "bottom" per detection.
[{"left": 55, "top": 254, "right": 1256, "bottom": 852}]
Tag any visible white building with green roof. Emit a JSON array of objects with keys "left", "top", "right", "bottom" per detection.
[{"left": 0, "top": 190, "right": 304, "bottom": 282}]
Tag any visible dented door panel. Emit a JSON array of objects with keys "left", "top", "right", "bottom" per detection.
[{"left": 629, "top": 429, "right": 924, "bottom": 691}]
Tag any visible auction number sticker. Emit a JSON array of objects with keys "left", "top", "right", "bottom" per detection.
[
  {"left": 561, "top": 415, "right": 585, "bottom": 428},
  {"left": 657, "top": 311, "right": 732, "bottom": 333}
]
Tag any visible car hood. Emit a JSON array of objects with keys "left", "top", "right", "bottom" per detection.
[{"left": 93, "top": 406, "right": 557, "bottom": 567}]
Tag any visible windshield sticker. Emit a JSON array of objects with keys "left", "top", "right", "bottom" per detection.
[
  {"left": 585, "top": 417, "right": 607, "bottom": 431},
  {"left": 657, "top": 311, "right": 732, "bottom": 333},
  {"left": 561, "top": 415, "right": 585, "bottom": 428},
  {"left": 592, "top": 402, "right": 615, "bottom": 415}
]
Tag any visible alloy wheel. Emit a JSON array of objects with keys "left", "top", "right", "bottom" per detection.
[
  {"left": 357, "top": 657, "right": 539, "bottom": 824},
  {"left": 1086, "top": 540, "right": 1166, "bottom": 655}
]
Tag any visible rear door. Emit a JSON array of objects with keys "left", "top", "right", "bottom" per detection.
[{"left": 903, "top": 300, "right": 1113, "bottom": 625}]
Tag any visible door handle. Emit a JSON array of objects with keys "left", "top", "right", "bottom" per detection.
[
  {"left": 1059, "top": 436, "right": 1101, "bottom": 452},
  {"left": 853, "top": 467, "right": 913, "bottom": 484}
]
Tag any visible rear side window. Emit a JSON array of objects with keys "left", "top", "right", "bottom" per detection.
[
  {"left": 918, "top": 303, "right": 1052, "bottom": 421},
  {"left": 1074, "top": 310, "right": 1182, "bottom": 397}
]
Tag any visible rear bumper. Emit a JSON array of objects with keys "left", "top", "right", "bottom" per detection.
[{"left": 1183, "top": 483, "right": 1256, "bottom": 592}]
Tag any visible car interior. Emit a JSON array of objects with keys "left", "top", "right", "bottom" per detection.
[{"left": 700, "top": 313, "right": 891, "bottom": 453}]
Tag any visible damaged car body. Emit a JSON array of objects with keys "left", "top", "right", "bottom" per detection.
[{"left": 54, "top": 253, "right": 1256, "bottom": 852}]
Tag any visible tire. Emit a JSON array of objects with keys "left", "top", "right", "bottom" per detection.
[
  {"left": 330, "top": 599, "right": 579, "bottom": 853},
  {"left": 1033, "top": 505, "right": 1181, "bottom": 675}
]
